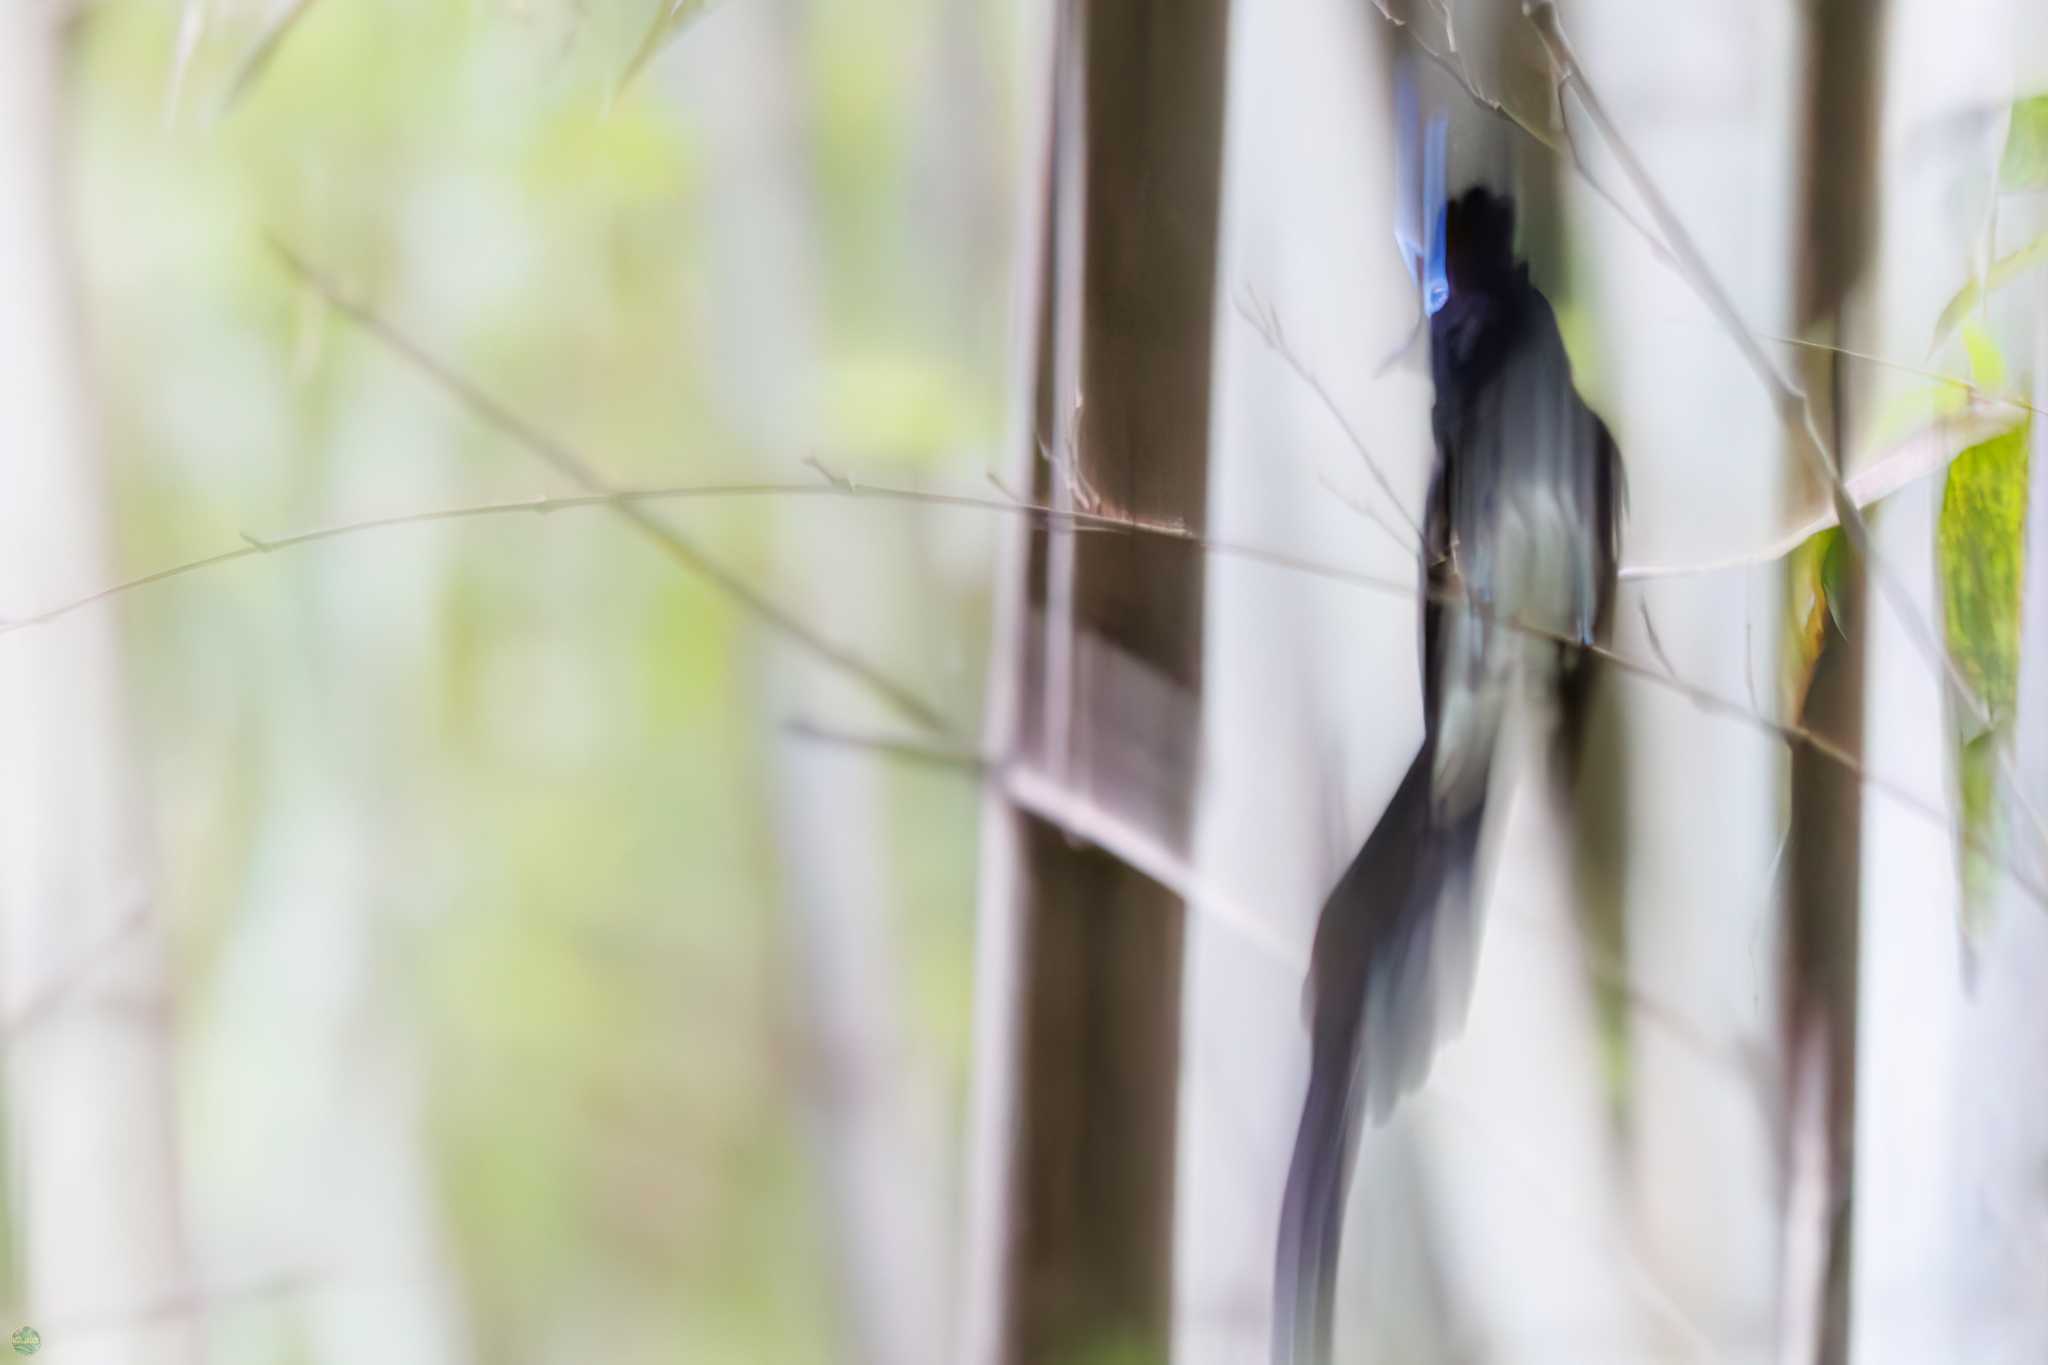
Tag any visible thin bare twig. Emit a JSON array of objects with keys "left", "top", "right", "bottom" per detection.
[
  {"left": 1384, "top": 4, "right": 2034, "bottom": 432},
  {"left": 1521, "top": 0, "right": 2048, "bottom": 872},
  {"left": 1235, "top": 288, "right": 1424, "bottom": 544},
  {"left": 1315, "top": 470, "right": 1416, "bottom": 558},
  {"left": 1366, "top": 0, "right": 2036, "bottom": 584},
  {"left": 10, "top": 469, "right": 2040, "bottom": 911},
  {"left": 984, "top": 469, "right": 1027, "bottom": 505},
  {"left": 216, "top": 0, "right": 323, "bottom": 117},
  {"left": 798, "top": 710, "right": 1780, "bottom": 1115},
  {"left": 266, "top": 238, "right": 956, "bottom": 736},
  {"left": 1373, "top": 0, "right": 1678, "bottom": 273},
  {"left": 1759, "top": 332, "right": 2047, "bottom": 423},
  {"left": 1638, "top": 600, "right": 1681, "bottom": 681},
  {"left": 782, "top": 718, "right": 986, "bottom": 773},
  {"left": 0, "top": 481, "right": 1087, "bottom": 635},
  {"left": 1373, "top": 0, "right": 2030, "bottom": 764},
  {"left": 1547, "top": 77, "right": 1681, "bottom": 273}
]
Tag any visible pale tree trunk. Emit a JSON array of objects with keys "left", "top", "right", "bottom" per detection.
[
  {"left": 190, "top": 764, "right": 473, "bottom": 1365},
  {"left": 1940, "top": 17, "right": 2048, "bottom": 1363},
  {"left": 1905, "top": 218, "right": 2048, "bottom": 1365},
  {"left": 1181, "top": 0, "right": 1457, "bottom": 1356},
  {"left": 1192, "top": 0, "right": 1758, "bottom": 1354},
  {"left": 1563, "top": 1, "right": 1799, "bottom": 1355},
  {"left": 1850, "top": 1, "right": 2016, "bottom": 1358},
  {"left": 963, "top": 1, "right": 1231, "bottom": 1360},
  {"left": 1328, "top": 23, "right": 1651, "bottom": 1360},
  {"left": 1358, "top": 4, "right": 1753, "bottom": 1359},
  {"left": 665, "top": 4, "right": 951, "bottom": 1363},
  {"left": 1942, "top": 274, "right": 2048, "bottom": 1364},
  {"left": 177, "top": 349, "right": 475, "bottom": 1362},
  {"left": 0, "top": 4, "right": 197, "bottom": 1360}
]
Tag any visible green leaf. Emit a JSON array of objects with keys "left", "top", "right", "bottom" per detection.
[
  {"left": 1938, "top": 419, "right": 2030, "bottom": 920},
  {"left": 1930, "top": 233, "right": 2048, "bottom": 354},
  {"left": 1961, "top": 319, "right": 2009, "bottom": 391},
  {"left": 1959, "top": 729, "right": 2003, "bottom": 910},
  {"left": 1938, "top": 420, "right": 2030, "bottom": 735},
  {"left": 2001, "top": 94, "right": 2048, "bottom": 191},
  {"left": 1782, "top": 527, "right": 1844, "bottom": 719}
]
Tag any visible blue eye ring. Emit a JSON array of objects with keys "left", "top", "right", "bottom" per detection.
[
  {"left": 1423, "top": 205, "right": 1449, "bottom": 315},
  {"left": 1421, "top": 119, "right": 1449, "bottom": 314}
]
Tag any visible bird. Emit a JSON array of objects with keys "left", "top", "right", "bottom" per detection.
[{"left": 1270, "top": 105, "right": 1624, "bottom": 1365}]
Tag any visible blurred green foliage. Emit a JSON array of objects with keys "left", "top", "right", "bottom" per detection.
[
  {"left": 1929, "top": 95, "right": 2048, "bottom": 352},
  {"left": 65, "top": 1, "right": 1017, "bottom": 1360},
  {"left": 1999, "top": 92, "right": 2048, "bottom": 191},
  {"left": 1931, "top": 233, "right": 2048, "bottom": 354}
]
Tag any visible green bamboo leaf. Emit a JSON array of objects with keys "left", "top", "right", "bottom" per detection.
[
  {"left": 2000, "top": 94, "right": 2048, "bottom": 190},
  {"left": 1939, "top": 421, "right": 2030, "bottom": 733},
  {"left": 1938, "top": 418, "right": 2031, "bottom": 909},
  {"left": 1782, "top": 527, "right": 1843, "bottom": 720},
  {"left": 1961, "top": 319, "right": 2008, "bottom": 391},
  {"left": 1930, "top": 232, "right": 2048, "bottom": 354},
  {"left": 1959, "top": 730, "right": 2002, "bottom": 916}
]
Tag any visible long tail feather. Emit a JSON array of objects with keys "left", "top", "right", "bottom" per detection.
[{"left": 1273, "top": 741, "right": 1485, "bottom": 1364}]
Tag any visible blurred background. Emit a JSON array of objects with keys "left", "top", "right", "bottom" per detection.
[
  {"left": 5, "top": 1, "right": 1017, "bottom": 1361},
  {"left": 8, "top": 0, "right": 2048, "bottom": 1362}
]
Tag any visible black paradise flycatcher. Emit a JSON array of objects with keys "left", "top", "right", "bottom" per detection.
[{"left": 1272, "top": 90, "right": 1625, "bottom": 1365}]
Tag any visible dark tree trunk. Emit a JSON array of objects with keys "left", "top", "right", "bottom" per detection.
[
  {"left": 967, "top": 2, "right": 1232, "bottom": 1362},
  {"left": 1783, "top": 2, "right": 1883, "bottom": 1360}
]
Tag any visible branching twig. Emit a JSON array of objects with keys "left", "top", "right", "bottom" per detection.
[
  {"left": 1639, "top": 600, "right": 1681, "bottom": 681},
  {"left": 803, "top": 453, "right": 858, "bottom": 493},
  {"left": 1760, "top": 332, "right": 2047, "bottom": 422},
  {"left": 797, "top": 710, "right": 1783, "bottom": 1120},
  {"left": 11, "top": 470, "right": 2040, "bottom": 911},
  {"left": 216, "top": 0, "right": 323, "bottom": 117},
  {"left": 1315, "top": 470, "right": 1416, "bottom": 559},
  {"left": 1235, "top": 288, "right": 1424, "bottom": 544},
  {"left": 782, "top": 718, "right": 986, "bottom": 773},
  {"left": 1385, "top": 3, "right": 2036, "bottom": 431},
  {"left": 267, "top": 238, "right": 956, "bottom": 736},
  {"left": 1375, "top": 0, "right": 1678, "bottom": 273},
  {"left": 1521, "top": 0, "right": 2048, "bottom": 872}
]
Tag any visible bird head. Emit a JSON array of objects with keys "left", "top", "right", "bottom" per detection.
[{"left": 1443, "top": 186, "right": 1520, "bottom": 296}]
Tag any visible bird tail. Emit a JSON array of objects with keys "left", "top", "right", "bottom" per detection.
[
  {"left": 1272, "top": 1004, "right": 1363, "bottom": 1365},
  {"left": 1272, "top": 739, "right": 1486, "bottom": 1365}
]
